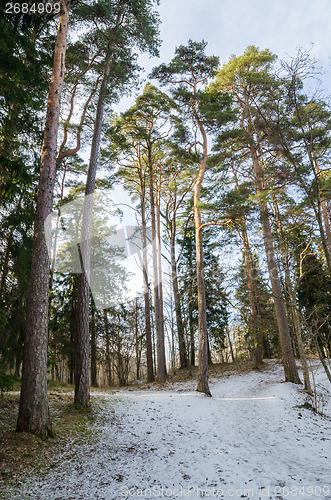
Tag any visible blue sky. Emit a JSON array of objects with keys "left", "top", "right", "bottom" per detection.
[
  {"left": 156, "top": 0, "right": 330, "bottom": 63},
  {"left": 117, "top": 0, "right": 331, "bottom": 111}
]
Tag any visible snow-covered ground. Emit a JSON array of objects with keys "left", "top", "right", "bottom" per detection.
[{"left": 9, "top": 361, "right": 331, "bottom": 499}]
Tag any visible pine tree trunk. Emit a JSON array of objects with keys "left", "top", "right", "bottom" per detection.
[
  {"left": 170, "top": 217, "right": 188, "bottom": 369},
  {"left": 249, "top": 141, "right": 300, "bottom": 384},
  {"left": 194, "top": 117, "right": 211, "bottom": 396},
  {"left": 17, "top": 0, "right": 71, "bottom": 436},
  {"left": 141, "top": 199, "right": 154, "bottom": 382},
  {"left": 75, "top": 49, "right": 112, "bottom": 406},
  {"left": 147, "top": 142, "right": 166, "bottom": 382}
]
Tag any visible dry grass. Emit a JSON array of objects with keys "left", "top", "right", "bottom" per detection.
[
  {"left": 0, "top": 392, "right": 96, "bottom": 490},
  {"left": 118, "top": 359, "right": 269, "bottom": 391}
]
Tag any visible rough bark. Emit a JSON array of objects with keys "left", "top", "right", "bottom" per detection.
[
  {"left": 250, "top": 141, "right": 301, "bottom": 384},
  {"left": 75, "top": 49, "right": 112, "bottom": 406},
  {"left": 16, "top": 0, "right": 71, "bottom": 436}
]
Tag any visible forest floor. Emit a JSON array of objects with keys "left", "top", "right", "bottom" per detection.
[{"left": 1, "top": 359, "right": 331, "bottom": 500}]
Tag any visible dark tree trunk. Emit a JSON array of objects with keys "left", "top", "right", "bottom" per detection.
[
  {"left": 75, "top": 49, "right": 112, "bottom": 406},
  {"left": 17, "top": 0, "right": 71, "bottom": 437}
]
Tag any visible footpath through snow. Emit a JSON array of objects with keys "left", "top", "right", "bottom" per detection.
[{"left": 8, "top": 361, "right": 331, "bottom": 499}]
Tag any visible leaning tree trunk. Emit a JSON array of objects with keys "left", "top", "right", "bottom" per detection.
[
  {"left": 249, "top": 140, "right": 300, "bottom": 384},
  {"left": 16, "top": 0, "right": 71, "bottom": 437},
  {"left": 194, "top": 117, "right": 211, "bottom": 396},
  {"left": 75, "top": 48, "right": 112, "bottom": 406},
  {"left": 169, "top": 216, "right": 188, "bottom": 369}
]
